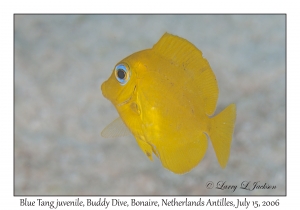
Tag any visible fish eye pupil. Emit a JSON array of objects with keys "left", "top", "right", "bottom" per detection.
[
  {"left": 115, "top": 63, "right": 130, "bottom": 85},
  {"left": 117, "top": 69, "right": 126, "bottom": 79}
]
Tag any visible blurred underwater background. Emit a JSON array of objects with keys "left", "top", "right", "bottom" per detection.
[{"left": 15, "top": 14, "right": 285, "bottom": 195}]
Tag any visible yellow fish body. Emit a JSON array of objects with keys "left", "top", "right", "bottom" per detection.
[{"left": 101, "top": 33, "right": 236, "bottom": 174}]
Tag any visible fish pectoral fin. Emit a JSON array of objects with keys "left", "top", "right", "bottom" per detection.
[
  {"left": 101, "top": 117, "right": 132, "bottom": 138},
  {"left": 136, "top": 139, "right": 154, "bottom": 161},
  {"left": 209, "top": 103, "right": 236, "bottom": 168}
]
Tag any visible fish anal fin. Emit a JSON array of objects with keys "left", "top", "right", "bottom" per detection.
[
  {"left": 101, "top": 117, "right": 132, "bottom": 138},
  {"left": 157, "top": 133, "right": 208, "bottom": 174},
  {"left": 209, "top": 104, "right": 236, "bottom": 168}
]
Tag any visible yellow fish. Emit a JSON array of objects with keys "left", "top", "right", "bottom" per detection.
[{"left": 101, "top": 33, "right": 236, "bottom": 174}]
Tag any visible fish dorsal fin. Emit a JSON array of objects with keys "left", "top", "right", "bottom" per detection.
[
  {"left": 152, "top": 33, "right": 219, "bottom": 116},
  {"left": 101, "top": 117, "right": 132, "bottom": 138},
  {"left": 152, "top": 33, "right": 203, "bottom": 67}
]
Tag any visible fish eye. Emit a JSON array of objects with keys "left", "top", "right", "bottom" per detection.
[{"left": 114, "top": 63, "right": 130, "bottom": 85}]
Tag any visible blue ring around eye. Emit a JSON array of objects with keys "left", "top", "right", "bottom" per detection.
[{"left": 115, "top": 63, "right": 130, "bottom": 85}]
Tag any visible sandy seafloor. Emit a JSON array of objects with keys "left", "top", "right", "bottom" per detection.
[{"left": 14, "top": 15, "right": 285, "bottom": 195}]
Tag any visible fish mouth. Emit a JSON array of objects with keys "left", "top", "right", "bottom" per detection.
[{"left": 101, "top": 82, "right": 108, "bottom": 98}]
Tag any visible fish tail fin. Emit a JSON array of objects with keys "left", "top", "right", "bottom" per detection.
[{"left": 209, "top": 104, "right": 236, "bottom": 168}]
